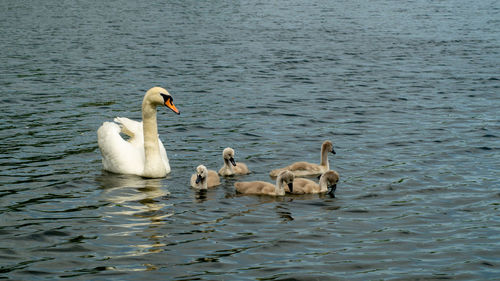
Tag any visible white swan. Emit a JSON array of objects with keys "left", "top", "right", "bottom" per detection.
[
  {"left": 97, "top": 87, "right": 180, "bottom": 178},
  {"left": 286, "top": 170, "right": 340, "bottom": 196},
  {"left": 234, "top": 170, "right": 294, "bottom": 196},
  {"left": 269, "top": 140, "right": 335, "bottom": 178},
  {"left": 218, "top": 147, "right": 250, "bottom": 176},
  {"left": 190, "top": 165, "right": 220, "bottom": 190}
]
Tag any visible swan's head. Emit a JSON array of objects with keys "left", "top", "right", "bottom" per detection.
[
  {"left": 145, "top": 87, "right": 180, "bottom": 115},
  {"left": 222, "top": 147, "right": 237, "bottom": 166},
  {"left": 278, "top": 170, "right": 295, "bottom": 192},
  {"left": 323, "top": 170, "right": 340, "bottom": 197},
  {"left": 322, "top": 140, "right": 335, "bottom": 154},
  {"left": 195, "top": 165, "right": 208, "bottom": 184}
]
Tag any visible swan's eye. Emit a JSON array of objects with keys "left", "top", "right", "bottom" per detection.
[{"left": 160, "top": 94, "right": 172, "bottom": 102}]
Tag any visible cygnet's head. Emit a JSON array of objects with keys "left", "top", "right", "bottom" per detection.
[
  {"left": 222, "top": 147, "right": 237, "bottom": 166},
  {"left": 195, "top": 165, "right": 208, "bottom": 184},
  {"left": 323, "top": 170, "right": 340, "bottom": 196},
  {"left": 144, "top": 87, "right": 180, "bottom": 115},
  {"left": 322, "top": 140, "right": 335, "bottom": 154},
  {"left": 278, "top": 170, "right": 295, "bottom": 192}
]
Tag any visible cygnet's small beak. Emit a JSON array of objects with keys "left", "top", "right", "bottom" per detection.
[
  {"left": 229, "top": 157, "right": 237, "bottom": 166},
  {"left": 195, "top": 174, "right": 202, "bottom": 184},
  {"left": 165, "top": 98, "right": 180, "bottom": 115},
  {"left": 288, "top": 182, "right": 293, "bottom": 193},
  {"left": 331, "top": 148, "right": 336, "bottom": 154},
  {"left": 327, "top": 184, "right": 337, "bottom": 197}
]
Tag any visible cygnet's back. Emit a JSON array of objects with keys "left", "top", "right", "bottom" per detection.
[{"left": 235, "top": 170, "right": 294, "bottom": 196}]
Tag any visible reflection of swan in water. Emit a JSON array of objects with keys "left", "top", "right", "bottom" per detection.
[
  {"left": 96, "top": 172, "right": 172, "bottom": 258},
  {"left": 97, "top": 173, "right": 172, "bottom": 221}
]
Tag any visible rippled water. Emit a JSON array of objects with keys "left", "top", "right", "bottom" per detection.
[{"left": 1, "top": 0, "right": 499, "bottom": 279}]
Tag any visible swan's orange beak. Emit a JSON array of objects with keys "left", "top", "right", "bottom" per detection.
[{"left": 165, "top": 99, "right": 180, "bottom": 115}]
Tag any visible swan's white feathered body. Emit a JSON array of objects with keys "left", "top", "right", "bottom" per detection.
[
  {"left": 97, "top": 87, "right": 180, "bottom": 178},
  {"left": 97, "top": 117, "right": 170, "bottom": 176}
]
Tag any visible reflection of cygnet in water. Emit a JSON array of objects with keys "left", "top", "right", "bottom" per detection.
[
  {"left": 269, "top": 140, "right": 335, "bottom": 178},
  {"left": 218, "top": 147, "right": 250, "bottom": 176},
  {"left": 286, "top": 170, "right": 340, "bottom": 197},
  {"left": 234, "top": 170, "right": 294, "bottom": 196},
  {"left": 190, "top": 165, "right": 220, "bottom": 190}
]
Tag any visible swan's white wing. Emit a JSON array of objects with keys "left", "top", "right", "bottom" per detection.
[
  {"left": 115, "top": 117, "right": 170, "bottom": 173},
  {"left": 97, "top": 121, "right": 145, "bottom": 176},
  {"left": 114, "top": 117, "right": 143, "bottom": 140}
]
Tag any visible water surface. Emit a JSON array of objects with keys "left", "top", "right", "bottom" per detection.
[{"left": 1, "top": 0, "right": 499, "bottom": 280}]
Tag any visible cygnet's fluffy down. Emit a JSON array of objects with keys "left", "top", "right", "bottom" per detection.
[
  {"left": 190, "top": 165, "right": 220, "bottom": 190},
  {"left": 286, "top": 170, "right": 340, "bottom": 196},
  {"left": 218, "top": 147, "right": 250, "bottom": 176},
  {"left": 269, "top": 140, "right": 335, "bottom": 178},
  {"left": 234, "top": 170, "right": 294, "bottom": 196}
]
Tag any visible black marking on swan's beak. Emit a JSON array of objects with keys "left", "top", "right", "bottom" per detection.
[
  {"left": 229, "top": 157, "right": 237, "bottom": 166},
  {"left": 327, "top": 184, "right": 337, "bottom": 197},
  {"left": 331, "top": 147, "right": 336, "bottom": 154},
  {"left": 161, "top": 94, "right": 180, "bottom": 115},
  {"left": 288, "top": 182, "right": 293, "bottom": 193},
  {"left": 195, "top": 174, "right": 203, "bottom": 184}
]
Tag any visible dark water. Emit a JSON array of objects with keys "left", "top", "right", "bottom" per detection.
[{"left": 1, "top": 0, "right": 499, "bottom": 279}]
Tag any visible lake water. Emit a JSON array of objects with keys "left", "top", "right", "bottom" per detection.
[{"left": 1, "top": 0, "right": 499, "bottom": 280}]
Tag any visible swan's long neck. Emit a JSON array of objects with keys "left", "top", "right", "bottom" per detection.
[
  {"left": 142, "top": 101, "right": 166, "bottom": 178},
  {"left": 320, "top": 146, "right": 329, "bottom": 169},
  {"left": 275, "top": 175, "right": 285, "bottom": 196}
]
